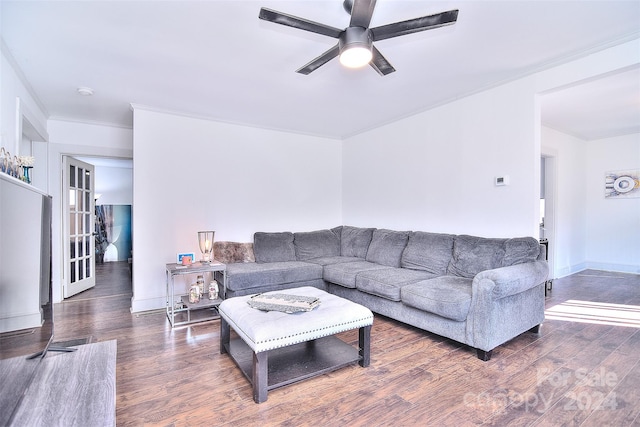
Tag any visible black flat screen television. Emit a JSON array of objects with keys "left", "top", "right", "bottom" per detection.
[{"left": 0, "top": 173, "right": 57, "bottom": 425}]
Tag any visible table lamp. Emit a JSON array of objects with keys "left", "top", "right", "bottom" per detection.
[{"left": 198, "top": 231, "right": 215, "bottom": 263}]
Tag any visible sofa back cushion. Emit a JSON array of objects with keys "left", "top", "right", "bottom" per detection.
[
  {"left": 503, "top": 237, "right": 540, "bottom": 266},
  {"left": 447, "top": 235, "right": 541, "bottom": 278},
  {"left": 365, "top": 229, "right": 409, "bottom": 267},
  {"left": 253, "top": 232, "right": 296, "bottom": 263},
  {"left": 447, "top": 235, "right": 506, "bottom": 278},
  {"left": 293, "top": 229, "right": 341, "bottom": 260},
  {"left": 340, "top": 226, "right": 375, "bottom": 258},
  {"left": 401, "top": 231, "right": 454, "bottom": 275}
]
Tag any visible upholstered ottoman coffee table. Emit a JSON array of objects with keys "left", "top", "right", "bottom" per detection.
[{"left": 218, "top": 286, "right": 374, "bottom": 403}]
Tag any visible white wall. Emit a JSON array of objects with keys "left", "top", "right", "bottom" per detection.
[
  {"left": 94, "top": 165, "right": 132, "bottom": 205},
  {"left": 586, "top": 133, "right": 640, "bottom": 273},
  {"left": 131, "top": 108, "right": 342, "bottom": 311},
  {"left": 342, "top": 39, "right": 639, "bottom": 279},
  {"left": 0, "top": 47, "right": 48, "bottom": 154},
  {"left": 343, "top": 77, "right": 541, "bottom": 238},
  {"left": 534, "top": 40, "right": 640, "bottom": 278},
  {"left": 47, "top": 120, "right": 133, "bottom": 150},
  {"left": 541, "top": 129, "right": 640, "bottom": 277},
  {"left": 542, "top": 127, "right": 589, "bottom": 277}
]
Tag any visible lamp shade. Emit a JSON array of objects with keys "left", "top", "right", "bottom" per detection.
[{"left": 339, "top": 27, "right": 373, "bottom": 68}]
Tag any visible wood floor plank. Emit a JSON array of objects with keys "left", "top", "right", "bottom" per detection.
[
  {"left": 46, "top": 267, "right": 640, "bottom": 426},
  {"left": 533, "top": 329, "right": 640, "bottom": 427},
  {"left": 581, "top": 358, "right": 640, "bottom": 426},
  {"left": 480, "top": 324, "right": 638, "bottom": 426},
  {"left": 440, "top": 323, "right": 607, "bottom": 425}
]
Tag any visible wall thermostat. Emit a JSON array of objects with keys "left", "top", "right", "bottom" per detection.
[{"left": 495, "top": 175, "right": 510, "bottom": 186}]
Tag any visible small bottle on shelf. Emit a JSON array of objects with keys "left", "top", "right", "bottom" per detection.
[
  {"left": 208, "top": 281, "right": 219, "bottom": 300},
  {"left": 196, "top": 275, "right": 205, "bottom": 298},
  {"left": 189, "top": 282, "right": 200, "bottom": 304}
]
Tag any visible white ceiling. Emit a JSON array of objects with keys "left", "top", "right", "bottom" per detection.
[
  {"left": 1, "top": 0, "right": 639, "bottom": 140},
  {"left": 541, "top": 67, "right": 640, "bottom": 140}
]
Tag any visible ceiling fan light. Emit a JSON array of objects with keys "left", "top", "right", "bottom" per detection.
[
  {"left": 340, "top": 46, "right": 372, "bottom": 68},
  {"left": 339, "top": 26, "right": 373, "bottom": 69}
]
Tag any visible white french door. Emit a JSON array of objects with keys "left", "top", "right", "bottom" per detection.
[{"left": 63, "top": 156, "right": 96, "bottom": 298}]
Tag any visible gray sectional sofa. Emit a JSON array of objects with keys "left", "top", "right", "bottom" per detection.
[{"left": 214, "top": 226, "right": 548, "bottom": 361}]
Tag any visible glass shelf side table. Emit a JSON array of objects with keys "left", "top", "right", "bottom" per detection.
[{"left": 165, "top": 261, "right": 227, "bottom": 327}]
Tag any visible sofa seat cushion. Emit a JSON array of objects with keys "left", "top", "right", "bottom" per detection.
[
  {"left": 304, "top": 256, "right": 362, "bottom": 266},
  {"left": 293, "top": 229, "right": 340, "bottom": 260},
  {"left": 323, "top": 260, "right": 392, "bottom": 289},
  {"left": 225, "top": 261, "right": 323, "bottom": 292},
  {"left": 356, "top": 268, "right": 437, "bottom": 301},
  {"left": 401, "top": 276, "right": 473, "bottom": 322}
]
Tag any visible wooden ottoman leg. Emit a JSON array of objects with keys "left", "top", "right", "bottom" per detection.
[
  {"left": 253, "top": 351, "right": 268, "bottom": 403},
  {"left": 220, "top": 317, "right": 230, "bottom": 354},
  {"left": 359, "top": 325, "right": 371, "bottom": 367}
]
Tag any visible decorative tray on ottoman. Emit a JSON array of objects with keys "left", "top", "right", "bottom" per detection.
[{"left": 247, "top": 293, "right": 320, "bottom": 313}]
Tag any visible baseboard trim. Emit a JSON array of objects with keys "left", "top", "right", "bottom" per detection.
[
  {"left": 130, "top": 295, "right": 165, "bottom": 313},
  {"left": 585, "top": 262, "right": 640, "bottom": 275}
]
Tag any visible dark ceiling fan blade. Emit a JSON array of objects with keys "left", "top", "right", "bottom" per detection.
[
  {"left": 259, "top": 8, "right": 343, "bottom": 39},
  {"left": 349, "top": 0, "right": 377, "bottom": 28},
  {"left": 369, "top": 46, "right": 395, "bottom": 76},
  {"left": 371, "top": 9, "right": 459, "bottom": 41},
  {"left": 296, "top": 44, "right": 340, "bottom": 75}
]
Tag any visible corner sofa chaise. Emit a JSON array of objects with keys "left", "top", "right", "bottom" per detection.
[{"left": 214, "top": 226, "right": 548, "bottom": 361}]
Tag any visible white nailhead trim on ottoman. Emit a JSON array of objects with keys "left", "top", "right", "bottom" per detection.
[{"left": 218, "top": 286, "right": 374, "bottom": 353}]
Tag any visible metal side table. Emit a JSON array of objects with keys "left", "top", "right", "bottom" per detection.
[{"left": 165, "top": 261, "right": 226, "bottom": 327}]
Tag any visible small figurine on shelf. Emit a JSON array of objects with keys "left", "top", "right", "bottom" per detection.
[
  {"left": 196, "top": 275, "right": 205, "bottom": 298},
  {"left": 11, "top": 155, "right": 19, "bottom": 178},
  {"left": 189, "top": 282, "right": 200, "bottom": 304},
  {"left": 208, "top": 281, "right": 219, "bottom": 300}
]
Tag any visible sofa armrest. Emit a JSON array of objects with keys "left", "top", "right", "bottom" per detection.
[
  {"left": 466, "top": 261, "right": 548, "bottom": 352},
  {"left": 473, "top": 261, "right": 549, "bottom": 300}
]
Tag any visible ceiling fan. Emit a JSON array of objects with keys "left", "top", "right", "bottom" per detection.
[{"left": 258, "top": 0, "right": 459, "bottom": 76}]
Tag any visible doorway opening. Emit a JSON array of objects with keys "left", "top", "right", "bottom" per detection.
[
  {"left": 64, "top": 261, "right": 132, "bottom": 302},
  {"left": 64, "top": 156, "right": 133, "bottom": 302}
]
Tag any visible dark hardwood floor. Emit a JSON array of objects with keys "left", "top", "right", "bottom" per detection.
[
  {"left": 53, "top": 268, "right": 640, "bottom": 426},
  {"left": 65, "top": 261, "right": 133, "bottom": 302}
]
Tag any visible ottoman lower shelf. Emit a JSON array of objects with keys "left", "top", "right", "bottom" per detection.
[{"left": 224, "top": 335, "right": 362, "bottom": 392}]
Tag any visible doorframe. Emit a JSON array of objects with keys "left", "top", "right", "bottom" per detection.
[
  {"left": 48, "top": 148, "right": 133, "bottom": 305},
  {"left": 541, "top": 151, "right": 558, "bottom": 280}
]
